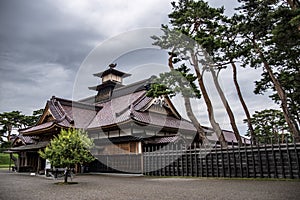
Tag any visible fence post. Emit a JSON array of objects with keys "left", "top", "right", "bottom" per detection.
[
  {"left": 215, "top": 146, "right": 219, "bottom": 177},
  {"left": 185, "top": 147, "right": 189, "bottom": 176},
  {"left": 159, "top": 145, "right": 162, "bottom": 176},
  {"left": 184, "top": 146, "right": 187, "bottom": 176},
  {"left": 221, "top": 144, "right": 225, "bottom": 177},
  {"left": 172, "top": 143, "right": 175, "bottom": 176},
  {"left": 180, "top": 144, "right": 183, "bottom": 176},
  {"left": 210, "top": 147, "right": 214, "bottom": 177},
  {"left": 264, "top": 141, "right": 270, "bottom": 178},
  {"left": 257, "top": 141, "right": 263, "bottom": 178},
  {"left": 143, "top": 146, "right": 146, "bottom": 175},
  {"left": 154, "top": 145, "right": 157, "bottom": 176},
  {"left": 205, "top": 143, "right": 208, "bottom": 177},
  {"left": 270, "top": 138, "right": 278, "bottom": 178},
  {"left": 278, "top": 137, "right": 285, "bottom": 178},
  {"left": 146, "top": 146, "right": 149, "bottom": 176},
  {"left": 286, "top": 136, "right": 293, "bottom": 179},
  {"left": 176, "top": 144, "right": 180, "bottom": 176},
  {"left": 271, "top": 139, "right": 278, "bottom": 178},
  {"left": 226, "top": 145, "right": 231, "bottom": 178},
  {"left": 199, "top": 144, "right": 203, "bottom": 177},
  {"left": 245, "top": 143, "right": 249, "bottom": 178},
  {"left": 293, "top": 137, "right": 300, "bottom": 179},
  {"left": 238, "top": 142, "right": 243, "bottom": 178},
  {"left": 250, "top": 140, "right": 256, "bottom": 178},
  {"left": 232, "top": 142, "right": 237, "bottom": 177},
  {"left": 195, "top": 143, "right": 199, "bottom": 177},
  {"left": 190, "top": 145, "right": 193, "bottom": 176}
]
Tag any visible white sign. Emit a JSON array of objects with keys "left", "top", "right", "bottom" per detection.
[{"left": 45, "top": 159, "right": 51, "bottom": 169}]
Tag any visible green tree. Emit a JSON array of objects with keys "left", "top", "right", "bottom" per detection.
[
  {"left": 22, "top": 109, "right": 44, "bottom": 127},
  {"left": 152, "top": 0, "right": 232, "bottom": 147},
  {"left": 0, "top": 111, "right": 25, "bottom": 141},
  {"left": 245, "top": 109, "right": 289, "bottom": 143},
  {"left": 39, "top": 128, "right": 95, "bottom": 183},
  {"left": 234, "top": 0, "right": 300, "bottom": 140},
  {"left": 254, "top": 71, "right": 300, "bottom": 133},
  {"left": 0, "top": 109, "right": 44, "bottom": 142},
  {"left": 147, "top": 64, "right": 207, "bottom": 143}
]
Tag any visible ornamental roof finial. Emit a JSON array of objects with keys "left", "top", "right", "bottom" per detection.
[{"left": 109, "top": 63, "right": 117, "bottom": 68}]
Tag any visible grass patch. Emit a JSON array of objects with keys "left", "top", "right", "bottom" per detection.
[
  {"left": 0, "top": 153, "right": 10, "bottom": 164},
  {"left": 0, "top": 164, "right": 10, "bottom": 168}
]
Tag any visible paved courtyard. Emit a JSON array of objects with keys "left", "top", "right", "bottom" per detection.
[{"left": 0, "top": 170, "right": 300, "bottom": 200}]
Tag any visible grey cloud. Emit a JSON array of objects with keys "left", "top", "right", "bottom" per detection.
[
  {"left": 0, "top": 0, "right": 277, "bottom": 136},
  {"left": 0, "top": 0, "right": 104, "bottom": 114}
]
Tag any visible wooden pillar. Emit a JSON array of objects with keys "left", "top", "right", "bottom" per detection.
[
  {"left": 37, "top": 155, "right": 41, "bottom": 174},
  {"left": 138, "top": 142, "right": 142, "bottom": 154},
  {"left": 25, "top": 152, "right": 28, "bottom": 166},
  {"left": 9, "top": 153, "right": 12, "bottom": 172}
]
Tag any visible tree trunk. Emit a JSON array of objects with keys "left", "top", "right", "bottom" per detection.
[
  {"left": 167, "top": 52, "right": 208, "bottom": 144},
  {"left": 183, "top": 96, "right": 207, "bottom": 143},
  {"left": 209, "top": 64, "right": 242, "bottom": 146},
  {"left": 253, "top": 41, "right": 300, "bottom": 141},
  {"left": 190, "top": 51, "right": 227, "bottom": 147},
  {"left": 286, "top": 0, "right": 300, "bottom": 9},
  {"left": 64, "top": 168, "right": 69, "bottom": 183},
  {"left": 7, "top": 124, "right": 12, "bottom": 141},
  {"left": 231, "top": 61, "right": 256, "bottom": 143}
]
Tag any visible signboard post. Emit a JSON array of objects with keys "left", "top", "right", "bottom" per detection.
[{"left": 45, "top": 159, "right": 51, "bottom": 176}]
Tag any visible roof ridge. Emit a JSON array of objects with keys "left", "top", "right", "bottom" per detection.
[
  {"left": 114, "top": 91, "right": 146, "bottom": 117},
  {"left": 51, "top": 96, "right": 102, "bottom": 111},
  {"left": 112, "top": 78, "right": 150, "bottom": 93},
  {"left": 132, "top": 91, "right": 148, "bottom": 107},
  {"left": 51, "top": 97, "right": 74, "bottom": 124}
]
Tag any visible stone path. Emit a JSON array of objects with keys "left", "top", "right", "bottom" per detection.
[{"left": 0, "top": 171, "right": 299, "bottom": 200}]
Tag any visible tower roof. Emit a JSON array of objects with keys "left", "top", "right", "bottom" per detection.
[{"left": 93, "top": 64, "right": 131, "bottom": 78}]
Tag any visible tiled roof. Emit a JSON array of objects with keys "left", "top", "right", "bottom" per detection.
[
  {"left": 17, "top": 135, "right": 36, "bottom": 144},
  {"left": 110, "top": 79, "right": 149, "bottom": 99},
  {"left": 94, "top": 136, "right": 143, "bottom": 145},
  {"left": 88, "top": 91, "right": 145, "bottom": 128},
  {"left": 59, "top": 103, "right": 99, "bottom": 128},
  {"left": 88, "top": 88, "right": 196, "bottom": 132},
  {"left": 131, "top": 110, "right": 195, "bottom": 131},
  {"left": 20, "top": 96, "right": 100, "bottom": 134},
  {"left": 144, "top": 135, "right": 180, "bottom": 144},
  {"left": 133, "top": 95, "right": 152, "bottom": 111},
  {"left": 20, "top": 121, "right": 57, "bottom": 134},
  {"left": 9, "top": 141, "right": 49, "bottom": 151},
  {"left": 206, "top": 129, "right": 250, "bottom": 144}
]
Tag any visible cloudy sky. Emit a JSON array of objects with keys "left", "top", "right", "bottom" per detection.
[{"left": 0, "top": 0, "right": 277, "bottom": 134}]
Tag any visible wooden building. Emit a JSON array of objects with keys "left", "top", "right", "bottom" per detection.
[{"left": 10, "top": 64, "right": 248, "bottom": 173}]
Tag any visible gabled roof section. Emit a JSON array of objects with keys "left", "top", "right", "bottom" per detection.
[
  {"left": 88, "top": 88, "right": 196, "bottom": 132},
  {"left": 20, "top": 96, "right": 102, "bottom": 135},
  {"left": 12, "top": 135, "right": 36, "bottom": 147},
  {"left": 88, "top": 90, "right": 145, "bottom": 129},
  {"left": 134, "top": 95, "right": 181, "bottom": 119},
  {"left": 10, "top": 141, "right": 49, "bottom": 152},
  {"left": 49, "top": 96, "right": 102, "bottom": 128}
]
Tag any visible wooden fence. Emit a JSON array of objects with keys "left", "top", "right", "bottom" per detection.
[
  {"left": 143, "top": 141, "right": 300, "bottom": 179},
  {"left": 88, "top": 154, "right": 142, "bottom": 173}
]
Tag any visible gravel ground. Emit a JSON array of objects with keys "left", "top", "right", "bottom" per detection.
[{"left": 0, "top": 170, "right": 299, "bottom": 200}]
